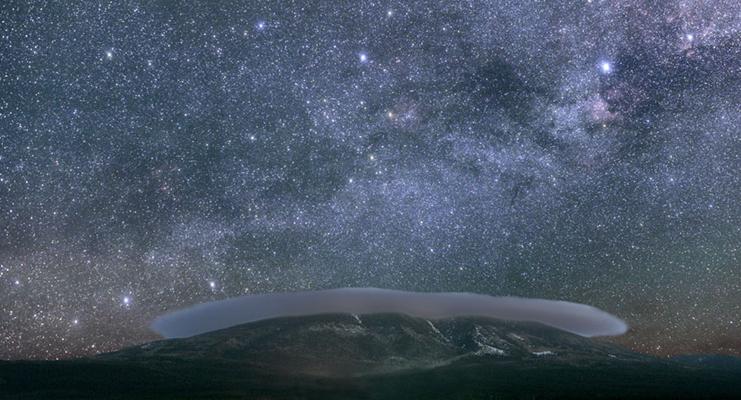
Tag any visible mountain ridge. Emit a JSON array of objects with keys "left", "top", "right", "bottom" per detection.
[
  {"left": 102, "top": 313, "right": 647, "bottom": 377},
  {"left": 1, "top": 313, "right": 740, "bottom": 399}
]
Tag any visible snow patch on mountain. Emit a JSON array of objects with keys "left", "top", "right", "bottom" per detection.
[{"left": 476, "top": 343, "right": 507, "bottom": 356}]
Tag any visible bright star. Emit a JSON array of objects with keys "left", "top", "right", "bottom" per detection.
[
  {"left": 599, "top": 61, "right": 612, "bottom": 74},
  {"left": 359, "top": 52, "right": 368, "bottom": 63}
]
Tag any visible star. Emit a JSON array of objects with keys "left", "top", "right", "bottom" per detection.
[{"left": 1, "top": 0, "right": 739, "bottom": 362}]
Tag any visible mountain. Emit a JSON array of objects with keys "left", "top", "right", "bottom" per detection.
[
  {"left": 671, "top": 354, "right": 741, "bottom": 370},
  {"left": 101, "top": 313, "right": 648, "bottom": 376},
  {"left": 1, "top": 313, "right": 739, "bottom": 399}
]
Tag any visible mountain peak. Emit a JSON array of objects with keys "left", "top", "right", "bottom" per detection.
[
  {"left": 3, "top": 313, "right": 740, "bottom": 399},
  {"left": 104, "top": 313, "right": 645, "bottom": 377}
]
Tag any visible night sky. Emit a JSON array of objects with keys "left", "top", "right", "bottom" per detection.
[{"left": 1, "top": 0, "right": 739, "bottom": 360}]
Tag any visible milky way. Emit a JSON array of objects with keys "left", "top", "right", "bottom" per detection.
[{"left": 1, "top": 1, "right": 739, "bottom": 359}]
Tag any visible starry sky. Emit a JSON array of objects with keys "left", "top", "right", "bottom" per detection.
[{"left": 1, "top": 0, "right": 739, "bottom": 360}]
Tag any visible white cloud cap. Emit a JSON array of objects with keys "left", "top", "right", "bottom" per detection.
[{"left": 151, "top": 288, "right": 628, "bottom": 338}]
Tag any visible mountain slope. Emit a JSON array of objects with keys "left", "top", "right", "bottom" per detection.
[
  {"left": 1, "top": 313, "right": 739, "bottom": 399},
  {"left": 100, "top": 313, "right": 646, "bottom": 377}
]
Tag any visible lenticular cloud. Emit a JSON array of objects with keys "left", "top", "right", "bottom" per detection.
[{"left": 151, "top": 288, "right": 628, "bottom": 338}]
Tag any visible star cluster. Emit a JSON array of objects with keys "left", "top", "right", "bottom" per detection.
[{"left": 1, "top": 0, "right": 739, "bottom": 359}]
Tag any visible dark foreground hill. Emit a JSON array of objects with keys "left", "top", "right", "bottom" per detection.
[{"left": 1, "top": 313, "right": 739, "bottom": 399}]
